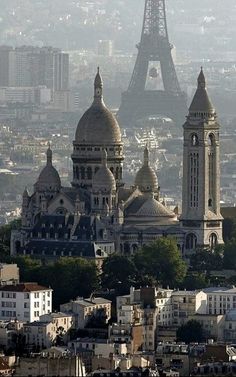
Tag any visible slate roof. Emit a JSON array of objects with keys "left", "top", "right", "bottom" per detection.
[
  {"left": 31, "top": 214, "right": 96, "bottom": 241},
  {"left": 21, "top": 240, "right": 97, "bottom": 257}
]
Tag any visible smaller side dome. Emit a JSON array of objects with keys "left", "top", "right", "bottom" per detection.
[
  {"left": 92, "top": 149, "right": 116, "bottom": 192},
  {"left": 35, "top": 145, "right": 61, "bottom": 192},
  {"left": 135, "top": 146, "right": 158, "bottom": 193}
]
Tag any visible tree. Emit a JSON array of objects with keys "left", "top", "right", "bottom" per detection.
[
  {"left": 38, "top": 258, "right": 100, "bottom": 309},
  {"left": 134, "top": 238, "right": 187, "bottom": 287},
  {"left": 55, "top": 327, "right": 66, "bottom": 346},
  {"left": 86, "top": 308, "right": 108, "bottom": 329},
  {"left": 101, "top": 255, "right": 137, "bottom": 294},
  {"left": 181, "top": 272, "right": 209, "bottom": 290},
  {"left": 176, "top": 320, "right": 204, "bottom": 343},
  {"left": 223, "top": 239, "right": 236, "bottom": 269},
  {"left": 190, "top": 249, "right": 223, "bottom": 272},
  {"left": 11, "top": 333, "right": 26, "bottom": 356},
  {"left": 3, "top": 256, "right": 100, "bottom": 309},
  {"left": 223, "top": 217, "right": 236, "bottom": 242},
  {"left": 5, "top": 256, "right": 42, "bottom": 281}
]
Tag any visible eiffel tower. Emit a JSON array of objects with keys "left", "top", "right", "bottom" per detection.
[{"left": 118, "top": 0, "right": 187, "bottom": 127}]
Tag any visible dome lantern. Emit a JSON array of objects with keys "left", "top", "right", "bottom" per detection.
[
  {"left": 144, "top": 144, "right": 150, "bottom": 167},
  {"left": 46, "top": 143, "right": 52, "bottom": 166},
  {"left": 94, "top": 66, "right": 103, "bottom": 102}
]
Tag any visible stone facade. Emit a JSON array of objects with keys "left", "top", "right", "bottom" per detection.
[
  {"left": 181, "top": 69, "right": 223, "bottom": 256},
  {"left": 12, "top": 69, "right": 223, "bottom": 259}
]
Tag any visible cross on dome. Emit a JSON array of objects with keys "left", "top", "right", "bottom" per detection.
[
  {"left": 144, "top": 144, "right": 150, "bottom": 166},
  {"left": 198, "top": 66, "right": 206, "bottom": 89},
  {"left": 46, "top": 143, "right": 52, "bottom": 166}
]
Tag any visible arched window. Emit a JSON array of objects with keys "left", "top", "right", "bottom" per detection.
[
  {"left": 208, "top": 198, "right": 213, "bottom": 207},
  {"left": 191, "top": 134, "right": 199, "bottom": 146},
  {"left": 15, "top": 241, "right": 21, "bottom": 253},
  {"left": 209, "top": 233, "right": 217, "bottom": 251},
  {"left": 110, "top": 167, "right": 114, "bottom": 174},
  {"left": 58, "top": 229, "right": 63, "bottom": 239},
  {"left": 132, "top": 244, "right": 138, "bottom": 254},
  {"left": 87, "top": 167, "right": 92, "bottom": 180},
  {"left": 76, "top": 166, "right": 79, "bottom": 179},
  {"left": 115, "top": 167, "right": 119, "bottom": 180},
  {"left": 80, "top": 167, "right": 85, "bottom": 180},
  {"left": 96, "top": 249, "right": 102, "bottom": 257},
  {"left": 124, "top": 243, "right": 130, "bottom": 254},
  {"left": 186, "top": 233, "right": 197, "bottom": 250},
  {"left": 208, "top": 133, "right": 215, "bottom": 146}
]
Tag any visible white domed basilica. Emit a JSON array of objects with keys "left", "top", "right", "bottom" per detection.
[{"left": 11, "top": 69, "right": 223, "bottom": 261}]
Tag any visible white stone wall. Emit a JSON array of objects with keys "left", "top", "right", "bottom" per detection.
[{"left": 0, "top": 289, "right": 52, "bottom": 322}]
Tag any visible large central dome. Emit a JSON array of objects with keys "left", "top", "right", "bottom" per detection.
[{"left": 75, "top": 68, "right": 121, "bottom": 145}]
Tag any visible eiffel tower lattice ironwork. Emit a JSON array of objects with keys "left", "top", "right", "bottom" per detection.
[{"left": 118, "top": 0, "right": 187, "bottom": 126}]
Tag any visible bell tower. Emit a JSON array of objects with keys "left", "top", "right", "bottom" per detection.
[{"left": 181, "top": 69, "right": 223, "bottom": 254}]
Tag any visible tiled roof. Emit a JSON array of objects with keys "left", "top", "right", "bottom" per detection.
[
  {"left": 74, "top": 297, "right": 111, "bottom": 306},
  {"left": 0, "top": 282, "right": 51, "bottom": 292}
]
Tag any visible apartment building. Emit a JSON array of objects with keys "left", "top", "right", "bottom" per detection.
[
  {"left": 23, "top": 313, "right": 73, "bottom": 350},
  {"left": 0, "top": 320, "right": 24, "bottom": 349},
  {"left": 60, "top": 297, "right": 111, "bottom": 329},
  {"left": 171, "top": 290, "right": 207, "bottom": 325},
  {"left": 0, "top": 264, "right": 19, "bottom": 285},
  {"left": 0, "top": 283, "right": 52, "bottom": 322},
  {"left": 0, "top": 45, "right": 69, "bottom": 93},
  {"left": 204, "top": 287, "right": 236, "bottom": 315},
  {"left": 117, "top": 287, "right": 173, "bottom": 328},
  {"left": 39, "top": 312, "right": 74, "bottom": 333}
]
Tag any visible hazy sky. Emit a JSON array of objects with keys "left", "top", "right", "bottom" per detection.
[{"left": 0, "top": 0, "right": 236, "bottom": 53}]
